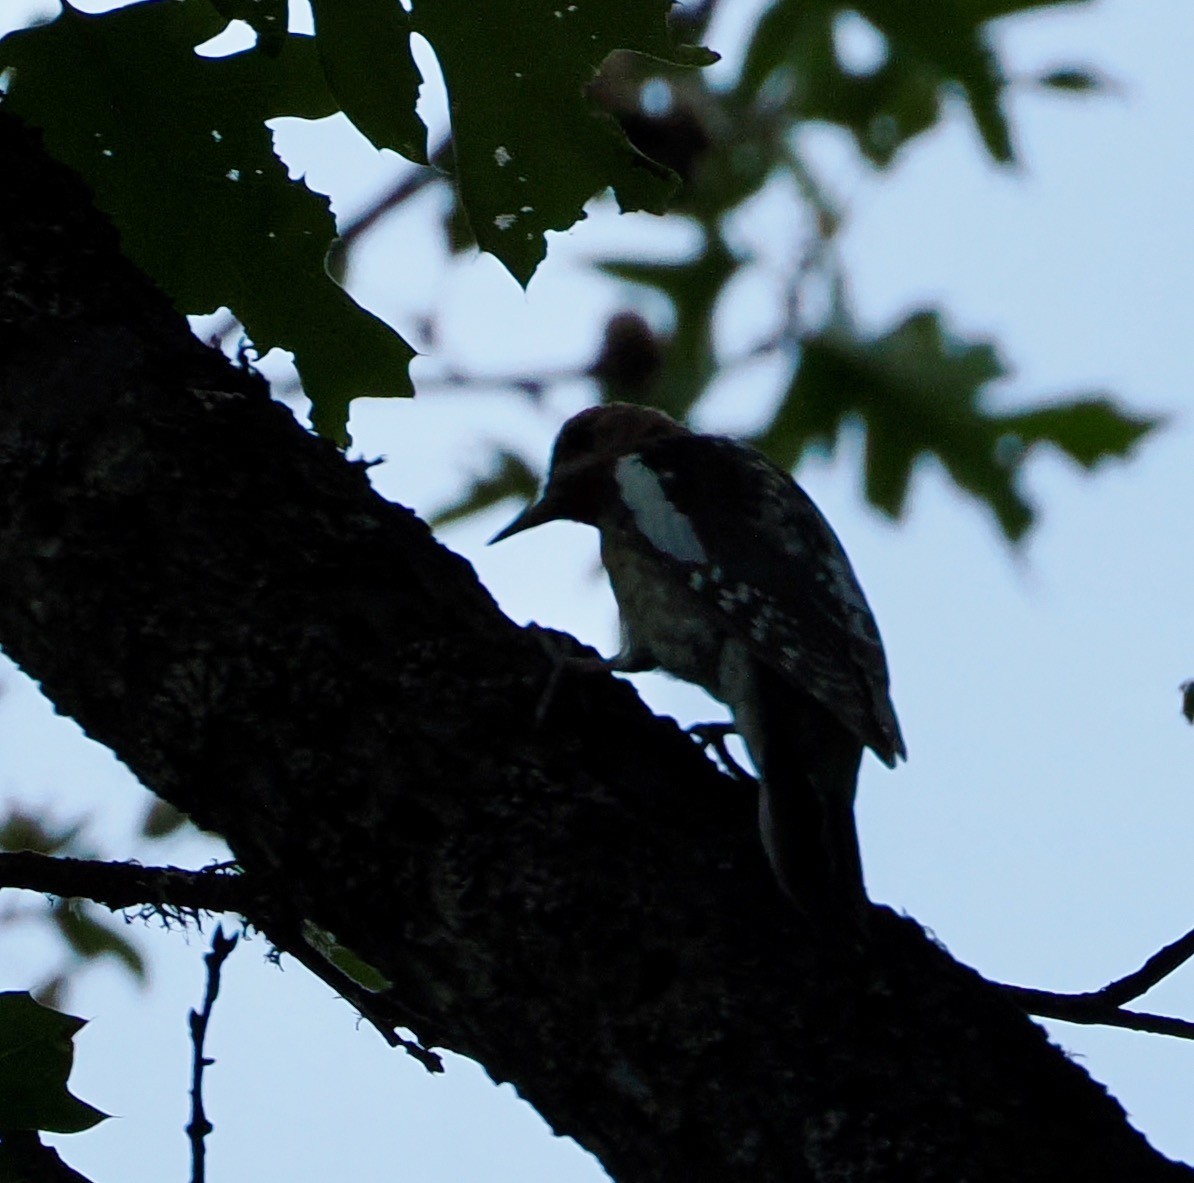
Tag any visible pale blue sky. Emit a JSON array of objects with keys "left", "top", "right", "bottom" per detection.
[{"left": 1, "top": 0, "right": 1192, "bottom": 1178}]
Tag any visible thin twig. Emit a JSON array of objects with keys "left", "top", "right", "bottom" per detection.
[
  {"left": 334, "top": 138, "right": 453, "bottom": 249},
  {"left": 1094, "top": 923, "right": 1194, "bottom": 1005},
  {"left": 998, "top": 922, "right": 1194, "bottom": 1041},
  {"left": 272, "top": 922, "right": 443, "bottom": 1072},
  {"left": 0, "top": 851, "right": 442, "bottom": 1070},
  {"left": 1001, "top": 985, "right": 1194, "bottom": 1041},
  {"left": 187, "top": 926, "right": 239, "bottom": 1183},
  {"left": 403, "top": 328, "right": 791, "bottom": 405}
]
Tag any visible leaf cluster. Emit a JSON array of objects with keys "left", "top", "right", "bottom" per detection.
[{"left": 0, "top": 0, "right": 1156, "bottom": 527}]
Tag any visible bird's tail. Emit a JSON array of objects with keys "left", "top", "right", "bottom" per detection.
[{"left": 747, "top": 670, "right": 869, "bottom": 928}]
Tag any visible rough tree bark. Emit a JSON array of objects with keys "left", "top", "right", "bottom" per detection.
[{"left": 0, "top": 109, "right": 1188, "bottom": 1182}]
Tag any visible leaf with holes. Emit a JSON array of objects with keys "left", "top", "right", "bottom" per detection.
[
  {"left": 1, "top": 1, "right": 414, "bottom": 444},
  {"left": 411, "top": 0, "right": 714, "bottom": 285},
  {"left": 207, "top": 0, "right": 289, "bottom": 55}
]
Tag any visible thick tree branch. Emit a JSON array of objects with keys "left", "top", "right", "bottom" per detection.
[
  {"left": 8, "top": 849, "right": 1193, "bottom": 1049},
  {"left": 2, "top": 108, "right": 1191, "bottom": 1182}
]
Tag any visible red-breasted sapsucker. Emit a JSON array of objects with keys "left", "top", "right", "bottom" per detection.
[{"left": 491, "top": 403, "right": 904, "bottom": 922}]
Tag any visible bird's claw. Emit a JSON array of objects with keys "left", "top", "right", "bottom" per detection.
[{"left": 688, "top": 721, "right": 754, "bottom": 783}]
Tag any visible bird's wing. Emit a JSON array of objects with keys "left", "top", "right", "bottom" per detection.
[{"left": 627, "top": 434, "right": 905, "bottom": 764}]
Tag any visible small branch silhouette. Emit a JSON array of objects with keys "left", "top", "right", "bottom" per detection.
[
  {"left": 187, "top": 926, "right": 238, "bottom": 1183},
  {"left": 0, "top": 852, "right": 442, "bottom": 1071},
  {"left": 999, "top": 923, "right": 1194, "bottom": 1039}
]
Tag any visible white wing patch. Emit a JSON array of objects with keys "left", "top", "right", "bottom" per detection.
[{"left": 614, "top": 455, "right": 708, "bottom": 564}]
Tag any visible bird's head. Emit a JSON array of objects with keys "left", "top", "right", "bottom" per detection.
[{"left": 489, "top": 403, "right": 686, "bottom": 542}]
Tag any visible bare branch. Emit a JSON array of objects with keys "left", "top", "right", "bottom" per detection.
[
  {"left": 1096, "top": 924, "right": 1194, "bottom": 1005},
  {"left": 0, "top": 852, "right": 443, "bottom": 1071},
  {"left": 999, "top": 923, "right": 1194, "bottom": 1041},
  {"left": 334, "top": 138, "right": 452, "bottom": 253},
  {"left": 0, "top": 851, "right": 249, "bottom": 917},
  {"left": 187, "top": 926, "right": 238, "bottom": 1183},
  {"left": 1002, "top": 985, "right": 1194, "bottom": 1041}
]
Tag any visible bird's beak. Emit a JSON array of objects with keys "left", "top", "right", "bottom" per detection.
[{"left": 488, "top": 496, "right": 561, "bottom": 544}]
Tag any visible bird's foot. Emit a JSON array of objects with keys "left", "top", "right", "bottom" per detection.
[{"left": 688, "top": 721, "right": 754, "bottom": 783}]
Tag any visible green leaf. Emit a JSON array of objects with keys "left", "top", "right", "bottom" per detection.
[
  {"left": 1, "top": 1, "right": 415, "bottom": 445},
  {"left": 998, "top": 399, "right": 1160, "bottom": 468},
  {"left": 804, "top": 19, "right": 940, "bottom": 167},
  {"left": 738, "top": 0, "right": 1016, "bottom": 164},
  {"left": 851, "top": 2, "right": 1013, "bottom": 162},
  {"left": 0, "top": 811, "right": 85, "bottom": 857},
  {"left": 207, "top": 0, "right": 289, "bottom": 56},
  {"left": 53, "top": 904, "right": 147, "bottom": 984},
  {"left": 139, "top": 798, "right": 190, "bottom": 841},
  {"left": 410, "top": 0, "right": 711, "bottom": 284},
  {"left": 755, "top": 310, "right": 1156, "bottom": 540},
  {"left": 309, "top": 0, "right": 427, "bottom": 162},
  {"left": 736, "top": 3, "right": 940, "bottom": 167},
  {"left": 736, "top": 0, "right": 802, "bottom": 99},
  {"left": 0, "top": 993, "right": 107, "bottom": 1134},
  {"left": 598, "top": 233, "right": 739, "bottom": 418},
  {"left": 297, "top": 285, "right": 416, "bottom": 443},
  {"left": 301, "top": 922, "right": 392, "bottom": 994},
  {"left": 428, "top": 449, "right": 542, "bottom": 530}
]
